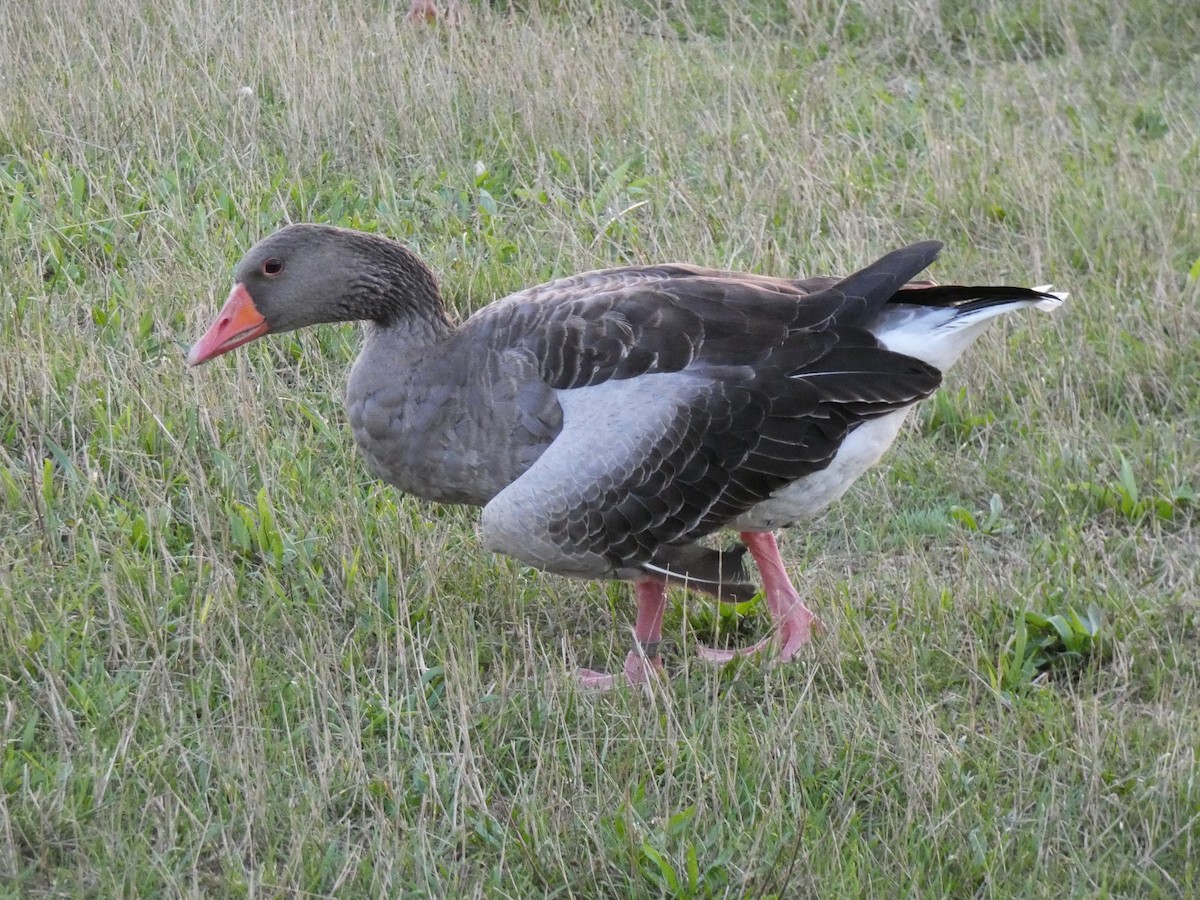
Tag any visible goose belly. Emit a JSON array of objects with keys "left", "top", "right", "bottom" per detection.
[{"left": 731, "top": 408, "right": 912, "bottom": 531}]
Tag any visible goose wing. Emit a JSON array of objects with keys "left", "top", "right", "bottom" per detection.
[{"left": 476, "top": 243, "right": 945, "bottom": 593}]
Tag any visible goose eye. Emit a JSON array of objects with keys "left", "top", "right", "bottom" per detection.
[{"left": 263, "top": 258, "right": 284, "bottom": 276}]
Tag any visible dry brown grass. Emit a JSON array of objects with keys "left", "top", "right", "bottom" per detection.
[{"left": 1, "top": 0, "right": 1197, "bottom": 895}]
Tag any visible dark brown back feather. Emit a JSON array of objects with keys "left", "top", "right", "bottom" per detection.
[{"left": 526, "top": 243, "right": 947, "bottom": 575}]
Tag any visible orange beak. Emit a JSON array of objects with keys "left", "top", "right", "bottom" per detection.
[{"left": 187, "top": 283, "right": 270, "bottom": 366}]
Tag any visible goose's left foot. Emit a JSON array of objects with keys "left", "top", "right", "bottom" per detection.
[
  {"left": 578, "top": 650, "right": 665, "bottom": 689},
  {"left": 578, "top": 578, "right": 667, "bottom": 690}
]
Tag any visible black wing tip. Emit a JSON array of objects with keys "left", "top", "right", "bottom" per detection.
[
  {"left": 878, "top": 239, "right": 944, "bottom": 276},
  {"left": 803, "top": 239, "right": 945, "bottom": 328},
  {"left": 905, "top": 239, "right": 944, "bottom": 258}
]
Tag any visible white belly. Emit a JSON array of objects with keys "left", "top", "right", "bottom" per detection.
[{"left": 732, "top": 408, "right": 912, "bottom": 531}]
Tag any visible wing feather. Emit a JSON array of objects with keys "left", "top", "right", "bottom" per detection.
[{"left": 479, "top": 242, "right": 946, "bottom": 589}]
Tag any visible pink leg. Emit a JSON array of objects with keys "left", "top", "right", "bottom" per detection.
[
  {"left": 696, "top": 531, "right": 817, "bottom": 664},
  {"left": 579, "top": 579, "right": 667, "bottom": 689}
]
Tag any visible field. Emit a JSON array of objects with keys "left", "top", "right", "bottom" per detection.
[{"left": 2, "top": 0, "right": 1198, "bottom": 895}]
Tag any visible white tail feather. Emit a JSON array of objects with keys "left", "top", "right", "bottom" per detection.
[
  {"left": 875, "top": 287, "right": 1066, "bottom": 371},
  {"left": 1031, "top": 285, "right": 1068, "bottom": 311}
]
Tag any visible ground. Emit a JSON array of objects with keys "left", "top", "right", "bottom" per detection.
[{"left": 0, "top": 0, "right": 1197, "bottom": 895}]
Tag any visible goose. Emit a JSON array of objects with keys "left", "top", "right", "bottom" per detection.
[{"left": 188, "top": 225, "right": 1064, "bottom": 688}]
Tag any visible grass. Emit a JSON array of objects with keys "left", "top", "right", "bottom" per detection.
[{"left": 1, "top": 0, "right": 1198, "bottom": 895}]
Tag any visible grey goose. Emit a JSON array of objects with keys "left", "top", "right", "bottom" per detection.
[{"left": 188, "top": 224, "right": 1064, "bottom": 688}]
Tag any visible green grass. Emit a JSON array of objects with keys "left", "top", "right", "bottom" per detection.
[{"left": 2, "top": 0, "right": 1198, "bottom": 895}]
